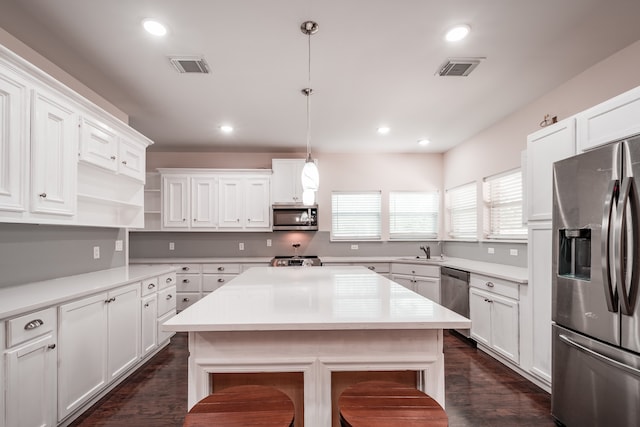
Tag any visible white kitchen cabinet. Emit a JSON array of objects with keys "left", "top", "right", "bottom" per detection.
[
  {"left": 244, "top": 176, "right": 271, "bottom": 229},
  {"left": 202, "top": 263, "right": 242, "bottom": 293},
  {"left": 391, "top": 263, "right": 440, "bottom": 303},
  {"left": 30, "top": 88, "right": 78, "bottom": 218},
  {"left": 141, "top": 293, "right": 158, "bottom": 357},
  {"left": 0, "top": 64, "right": 29, "bottom": 216},
  {"left": 470, "top": 274, "right": 519, "bottom": 364},
  {"left": 271, "top": 158, "right": 305, "bottom": 203},
  {"left": 177, "top": 293, "right": 201, "bottom": 311},
  {"left": 117, "top": 136, "right": 146, "bottom": 182},
  {"left": 526, "top": 117, "right": 575, "bottom": 221},
  {"left": 218, "top": 176, "right": 243, "bottom": 228},
  {"left": 58, "top": 282, "right": 140, "bottom": 421},
  {"left": 191, "top": 176, "right": 218, "bottom": 228},
  {"left": 78, "top": 115, "right": 120, "bottom": 172},
  {"left": 577, "top": 85, "right": 640, "bottom": 152},
  {"left": 162, "top": 174, "right": 218, "bottom": 230},
  {"left": 163, "top": 174, "right": 190, "bottom": 228},
  {"left": 218, "top": 175, "right": 271, "bottom": 229}
]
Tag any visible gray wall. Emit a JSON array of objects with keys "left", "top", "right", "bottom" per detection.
[
  {"left": 0, "top": 224, "right": 126, "bottom": 287},
  {"left": 129, "top": 231, "right": 527, "bottom": 267}
]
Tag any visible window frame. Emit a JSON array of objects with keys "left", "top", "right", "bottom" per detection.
[
  {"left": 388, "top": 191, "right": 439, "bottom": 241},
  {"left": 482, "top": 168, "right": 527, "bottom": 240},
  {"left": 445, "top": 182, "right": 478, "bottom": 240},
  {"left": 330, "top": 191, "right": 382, "bottom": 241}
]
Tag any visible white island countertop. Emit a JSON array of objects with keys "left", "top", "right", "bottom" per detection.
[{"left": 163, "top": 266, "right": 471, "bottom": 332}]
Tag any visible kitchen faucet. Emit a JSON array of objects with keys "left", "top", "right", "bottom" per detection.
[{"left": 419, "top": 245, "right": 431, "bottom": 259}]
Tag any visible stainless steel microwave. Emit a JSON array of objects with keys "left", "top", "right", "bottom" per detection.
[{"left": 272, "top": 204, "right": 318, "bottom": 231}]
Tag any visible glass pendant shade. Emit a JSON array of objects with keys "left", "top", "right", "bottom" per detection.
[
  {"left": 301, "top": 159, "right": 319, "bottom": 191},
  {"left": 302, "top": 188, "right": 315, "bottom": 206}
]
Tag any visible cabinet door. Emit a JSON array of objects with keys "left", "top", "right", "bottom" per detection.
[
  {"left": 245, "top": 176, "right": 270, "bottom": 228},
  {"left": 529, "top": 225, "right": 552, "bottom": 382},
  {"left": 118, "top": 136, "right": 146, "bottom": 182},
  {"left": 391, "top": 274, "right": 414, "bottom": 292},
  {"left": 526, "top": 118, "right": 575, "bottom": 221},
  {"left": 218, "top": 177, "right": 243, "bottom": 228},
  {"left": 163, "top": 175, "right": 189, "bottom": 228},
  {"left": 271, "top": 159, "right": 304, "bottom": 203},
  {"left": 490, "top": 293, "right": 519, "bottom": 363},
  {"left": 413, "top": 277, "right": 440, "bottom": 303},
  {"left": 5, "top": 333, "right": 57, "bottom": 427},
  {"left": 141, "top": 293, "right": 158, "bottom": 357},
  {"left": 107, "top": 283, "right": 141, "bottom": 381},
  {"left": 0, "top": 67, "right": 28, "bottom": 213},
  {"left": 58, "top": 293, "right": 108, "bottom": 420},
  {"left": 469, "top": 288, "right": 492, "bottom": 347},
  {"left": 31, "top": 89, "right": 77, "bottom": 216},
  {"left": 191, "top": 176, "right": 218, "bottom": 228},
  {"left": 79, "top": 116, "right": 118, "bottom": 172}
]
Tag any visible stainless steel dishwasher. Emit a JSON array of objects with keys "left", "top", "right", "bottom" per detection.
[{"left": 440, "top": 266, "right": 471, "bottom": 338}]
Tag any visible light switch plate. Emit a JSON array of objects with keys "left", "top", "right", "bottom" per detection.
[
  {"left": 487, "top": 247, "right": 495, "bottom": 254},
  {"left": 115, "top": 240, "right": 123, "bottom": 252},
  {"left": 510, "top": 249, "right": 519, "bottom": 256},
  {"left": 267, "top": 239, "right": 272, "bottom": 247},
  {"left": 239, "top": 242, "right": 245, "bottom": 250},
  {"left": 93, "top": 246, "right": 100, "bottom": 259},
  {"left": 351, "top": 244, "right": 359, "bottom": 250},
  {"left": 169, "top": 242, "right": 175, "bottom": 251}
]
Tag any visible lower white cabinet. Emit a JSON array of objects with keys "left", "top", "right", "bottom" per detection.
[
  {"left": 470, "top": 274, "right": 520, "bottom": 364},
  {"left": 58, "top": 282, "right": 141, "bottom": 421},
  {"left": 141, "top": 293, "right": 158, "bottom": 357},
  {"left": 391, "top": 263, "right": 440, "bottom": 303}
]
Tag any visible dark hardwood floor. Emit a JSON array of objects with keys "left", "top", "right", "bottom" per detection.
[{"left": 70, "top": 331, "right": 555, "bottom": 427}]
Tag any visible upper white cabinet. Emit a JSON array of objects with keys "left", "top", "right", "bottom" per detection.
[
  {"left": 79, "top": 115, "right": 119, "bottom": 172},
  {"left": 526, "top": 117, "right": 576, "bottom": 221},
  {"left": 271, "top": 158, "right": 305, "bottom": 204},
  {"left": 577, "top": 85, "right": 640, "bottom": 152},
  {"left": 159, "top": 169, "right": 271, "bottom": 231}
]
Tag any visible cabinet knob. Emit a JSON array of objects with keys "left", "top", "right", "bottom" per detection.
[
  {"left": 39, "top": 192, "right": 47, "bottom": 198},
  {"left": 218, "top": 278, "right": 225, "bottom": 283},
  {"left": 147, "top": 283, "right": 156, "bottom": 289},
  {"left": 236, "top": 218, "right": 240, "bottom": 222},
  {"left": 47, "top": 344, "right": 56, "bottom": 350},
  {"left": 183, "top": 218, "right": 186, "bottom": 222},
  {"left": 193, "top": 218, "right": 197, "bottom": 222},
  {"left": 411, "top": 270, "right": 416, "bottom": 274},
  {"left": 122, "top": 160, "right": 128, "bottom": 165},
  {"left": 368, "top": 266, "right": 375, "bottom": 270},
  {"left": 486, "top": 282, "right": 495, "bottom": 288},
  {"left": 166, "top": 294, "right": 173, "bottom": 300},
  {"left": 166, "top": 277, "right": 173, "bottom": 283},
  {"left": 182, "top": 279, "right": 190, "bottom": 283},
  {"left": 218, "top": 267, "right": 225, "bottom": 271},
  {"left": 144, "top": 303, "right": 150, "bottom": 308},
  {"left": 24, "top": 319, "right": 44, "bottom": 330},
  {"left": 183, "top": 297, "right": 190, "bottom": 302},
  {"left": 182, "top": 267, "right": 189, "bottom": 271},
  {"left": 110, "top": 155, "right": 116, "bottom": 160}
]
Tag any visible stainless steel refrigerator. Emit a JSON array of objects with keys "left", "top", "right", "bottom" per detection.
[{"left": 552, "top": 136, "right": 640, "bottom": 426}]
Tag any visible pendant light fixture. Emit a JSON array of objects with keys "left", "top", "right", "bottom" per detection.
[{"left": 300, "top": 20, "right": 319, "bottom": 205}]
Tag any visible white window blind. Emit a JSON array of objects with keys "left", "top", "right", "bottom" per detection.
[
  {"left": 483, "top": 169, "right": 526, "bottom": 239},
  {"left": 446, "top": 182, "right": 477, "bottom": 239},
  {"left": 331, "top": 192, "right": 381, "bottom": 240},
  {"left": 389, "top": 191, "right": 439, "bottom": 240}
]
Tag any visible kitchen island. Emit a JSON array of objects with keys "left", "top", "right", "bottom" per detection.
[{"left": 163, "top": 266, "right": 470, "bottom": 427}]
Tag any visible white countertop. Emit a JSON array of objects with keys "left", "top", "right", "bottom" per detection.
[
  {"left": 0, "top": 265, "right": 176, "bottom": 320},
  {"left": 163, "top": 266, "right": 471, "bottom": 332}
]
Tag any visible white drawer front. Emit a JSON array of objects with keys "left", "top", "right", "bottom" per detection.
[
  {"left": 157, "top": 285, "right": 177, "bottom": 316},
  {"left": 202, "top": 274, "right": 236, "bottom": 291},
  {"left": 141, "top": 277, "right": 159, "bottom": 296},
  {"left": 470, "top": 273, "right": 519, "bottom": 300},
  {"left": 176, "top": 274, "right": 201, "bottom": 292},
  {"left": 158, "top": 272, "right": 177, "bottom": 290},
  {"left": 202, "top": 263, "right": 241, "bottom": 274},
  {"left": 177, "top": 293, "right": 201, "bottom": 311},
  {"left": 357, "top": 262, "right": 390, "bottom": 274},
  {"left": 174, "top": 263, "right": 202, "bottom": 274},
  {"left": 7, "top": 307, "right": 56, "bottom": 348},
  {"left": 391, "top": 263, "right": 440, "bottom": 277}
]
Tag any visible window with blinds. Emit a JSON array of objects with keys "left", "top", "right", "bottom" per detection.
[
  {"left": 446, "top": 182, "right": 477, "bottom": 240},
  {"left": 483, "top": 169, "right": 526, "bottom": 239},
  {"left": 389, "top": 191, "right": 439, "bottom": 240},
  {"left": 331, "top": 192, "right": 382, "bottom": 240}
]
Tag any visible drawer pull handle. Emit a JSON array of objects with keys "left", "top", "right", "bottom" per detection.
[
  {"left": 183, "top": 298, "right": 190, "bottom": 302},
  {"left": 122, "top": 160, "right": 127, "bottom": 165},
  {"left": 147, "top": 283, "right": 156, "bottom": 289},
  {"left": 411, "top": 270, "right": 416, "bottom": 274},
  {"left": 182, "top": 279, "right": 190, "bottom": 283},
  {"left": 182, "top": 267, "right": 189, "bottom": 271},
  {"left": 48, "top": 344, "right": 56, "bottom": 350},
  {"left": 144, "top": 303, "right": 150, "bottom": 308},
  {"left": 166, "top": 277, "right": 173, "bottom": 283},
  {"left": 24, "top": 319, "right": 44, "bottom": 330},
  {"left": 218, "top": 267, "right": 225, "bottom": 271},
  {"left": 39, "top": 192, "right": 47, "bottom": 198},
  {"left": 218, "top": 278, "right": 225, "bottom": 283},
  {"left": 368, "top": 266, "right": 375, "bottom": 270},
  {"left": 110, "top": 155, "right": 116, "bottom": 160},
  {"left": 166, "top": 294, "right": 173, "bottom": 300},
  {"left": 486, "top": 282, "right": 495, "bottom": 288},
  {"left": 105, "top": 297, "right": 116, "bottom": 304}
]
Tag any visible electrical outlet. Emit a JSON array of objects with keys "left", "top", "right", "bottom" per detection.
[
  {"left": 267, "top": 239, "right": 272, "bottom": 247},
  {"left": 115, "top": 240, "right": 123, "bottom": 252},
  {"left": 510, "top": 249, "right": 519, "bottom": 256},
  {"left": 239, "top": 242, "right": 245, "bottom": 251},
  {"left": 487, "top": 247, "right": 495, "bottom": 254},
  {"left": 93, "top": 246, "right": 100, "bottom": 259},
  {"left": 169, "top": 242, "right": 175, "bottom": 251},
  {"left": 351, "top": 244, "right": 359, "bottom": 250}
]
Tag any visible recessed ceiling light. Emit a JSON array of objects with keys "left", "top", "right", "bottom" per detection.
[
  {"left": 445, "top": 25, "right": 470, "bottom": 42},
  {"left": 377, "top": 126, "right": 391, "bottom": 135},
  {"left": 143, "top": 19, "right": 167, "bottom": 37},
  {"left": 219, "top": 125, "right": 234, "bottom": 133},
  {"left": 418, "top": 139, "right": 431, "bottom": 146}
]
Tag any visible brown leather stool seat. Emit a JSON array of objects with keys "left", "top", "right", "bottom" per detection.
[
  {"left": 338, "top": 380, "right": 448, "bottom": 427},
  {"left": 183, "top": 385, "right": 295, "bottom": 427}
]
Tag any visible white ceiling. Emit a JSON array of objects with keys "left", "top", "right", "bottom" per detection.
[{"left": 2, "top": 0, "right": 640, "bottom": 153}]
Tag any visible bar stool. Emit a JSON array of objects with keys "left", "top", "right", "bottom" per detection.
[
  {"left": 183, "top": 384, "right": 295, "bottom": 427},
  {"left": 338, "top": 380, "right": 448, "bottom": 427}
]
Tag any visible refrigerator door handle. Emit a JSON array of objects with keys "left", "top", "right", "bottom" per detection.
[
  {"left": 602, "top": 179, "right": 619, "bottom": 312},
  {"left": 559, "top": 334, "right": 640, "bottom": 378},
  {"left": 614, "top": 177, "right": 639, "bottom": 316}
]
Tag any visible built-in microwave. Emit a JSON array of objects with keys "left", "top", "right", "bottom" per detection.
[{"left": 272, "top": 204, "right": 318, "bottom": 231}]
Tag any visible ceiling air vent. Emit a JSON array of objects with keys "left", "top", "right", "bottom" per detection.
[
  {"left": 169, "top": 56, "right": 210, "bottom": 74},
  {"left": 436, "top": 58, "right": 483, "bottom": 77}
]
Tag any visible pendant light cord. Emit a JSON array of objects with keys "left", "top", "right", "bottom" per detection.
[{"left": 306, "top": 30, "right": 312, "bottom": 161}]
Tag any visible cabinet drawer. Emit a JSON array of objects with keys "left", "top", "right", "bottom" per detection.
[
  {"left": 177, "top": 293, "right": 201, "bottom": 311},
  {"left": 157, "top": 285, "right": 177, "bottom": 316},
  {"left": 7, "top": 307, "right": 56, "bottom": 348},
  {"left": 202, "top": 263, "right": 241, "bottom": 274},
  {"left": 391, "top": 263, "right": 440, "bottom": 277},
  {"left": 176, "top": 274, "right": 201, "bottom": 292},
  {"left": 202, "top": 274, "right": 236, "bottom": 291},
  {"left": 141, "top": 277, "right": 159, "bottom": 296},
  {"left": 174, "top": 263, "right": 202, "bottom": 274},
  {"left": 157, "top": 310, "right": 175, "bottom": 345},
  {"left": 158, "top": 272, "right": 176, "bottom": 290},
  {"left": 357, "top": 262, "right": 390, "bottom": 274},
  {"left": 470, "top": 274, "right": 519, "bottom": 300}
]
